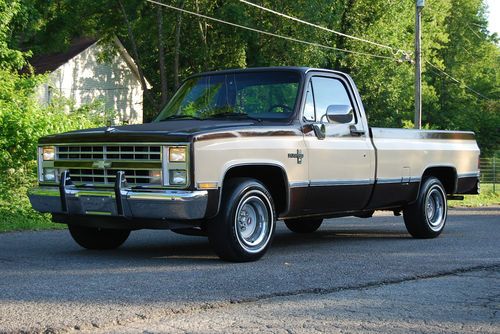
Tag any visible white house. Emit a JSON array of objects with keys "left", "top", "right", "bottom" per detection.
[{"left": 28, "top": 37, "right": 150, "bottom": 124}]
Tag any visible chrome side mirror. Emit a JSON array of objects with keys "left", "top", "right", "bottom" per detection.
[{"left": 326, "top": 104, "right": 353, "bottom": 124}]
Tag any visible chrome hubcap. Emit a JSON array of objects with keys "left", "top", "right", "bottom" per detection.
[
  {"left": 425, "top": 186, "right": 446, "bottom": 231},
  {"left": 238, "top": 204, "right": 258, "bottom": 240},
  {"left": 234, "top": 191, "right": 273, "bottom": 253}
]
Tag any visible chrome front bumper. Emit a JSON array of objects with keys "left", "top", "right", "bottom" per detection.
[{"left": 28, "top": 173, "right": 208, "bottom": 221}]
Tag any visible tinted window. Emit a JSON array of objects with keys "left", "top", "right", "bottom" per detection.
[
  {"left": 311, "top": 77, "right": 354, "bottom": 123},
  {"left": 156, "top": 71, "right": 301, "bottom": 121},
  {"left": 236, "top": 82, "right": 298, "bottom": 115}
]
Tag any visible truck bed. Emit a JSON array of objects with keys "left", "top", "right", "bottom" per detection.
[{"left": 367, "top": 127, "right": 480, "bottom": 209}]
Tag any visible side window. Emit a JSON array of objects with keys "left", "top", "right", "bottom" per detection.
[
  {"left": 311, "top": 77, "right": 354, "bottom": 124},
  {"left": 303, "top": 81, "right": 315, "bottom": 121}
]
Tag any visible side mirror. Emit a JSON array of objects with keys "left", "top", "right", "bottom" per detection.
[
  {"left": 312, "top": 123, "right": 326, "bottom": 140},
  {"left": 326, "top": 104, "right": 353, "bottom": 124}
]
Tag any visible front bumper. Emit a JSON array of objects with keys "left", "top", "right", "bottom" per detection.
[{"left": 28, "top": 175, "right": 208, "bottom": 221}]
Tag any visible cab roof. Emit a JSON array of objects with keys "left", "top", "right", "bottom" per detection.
[{"left": 186, "top": 66, "right": 347, "bottom": 79}]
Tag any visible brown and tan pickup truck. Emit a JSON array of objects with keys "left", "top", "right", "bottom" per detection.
[{"left": 29, "top": 67, "right": 480, "bottom": 262}]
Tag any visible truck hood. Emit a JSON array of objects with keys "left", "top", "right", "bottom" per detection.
[{"left": 38, "top": 119, "right": 259, "bottom": 144}]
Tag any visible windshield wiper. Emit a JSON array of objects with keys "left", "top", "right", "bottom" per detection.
[
  {"left": 159, "top": 115, "right": 202, "bottom": 121},
  {"left": 208, "top": 112, "right": 262, "bottom": 123}
]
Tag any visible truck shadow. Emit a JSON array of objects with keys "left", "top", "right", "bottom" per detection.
[{"left": 78, "top": 227, "right": 412, "bottom": 263}]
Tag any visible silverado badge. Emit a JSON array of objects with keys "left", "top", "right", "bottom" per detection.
[{"left": 288, "top": 149, "right": 304, "bottom": 164}]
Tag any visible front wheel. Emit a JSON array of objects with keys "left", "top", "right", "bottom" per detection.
[
  {"left": 68, "top": 225, "right": 130, "bottom": 250},
  {"left": 403, "top": 177, "right": 447, "bottom": 238},
  {"left": 207, "top": 178, "right": 276, "bottom": 262}
]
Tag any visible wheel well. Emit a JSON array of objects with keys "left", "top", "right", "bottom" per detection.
[
  {"left": 223, "top": 165, "right": 288, "bottom": 215},
  {"left": 422, "top": 167, "right": 457, "bottom": 194}
]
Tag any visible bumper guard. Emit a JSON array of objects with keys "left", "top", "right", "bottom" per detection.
[{"left": 28, "top": 171, "right": 208, "bottom": 221}]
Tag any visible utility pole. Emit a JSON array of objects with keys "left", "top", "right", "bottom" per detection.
[{"left": 414, "top": 0, "right": 424, "bottom": 129}]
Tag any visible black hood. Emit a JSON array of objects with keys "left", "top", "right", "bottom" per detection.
[{"left": 39, "top": 119, "right": 259, "bottom": 144}]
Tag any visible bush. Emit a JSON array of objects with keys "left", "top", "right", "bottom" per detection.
[{"left": 0, "top": 69, "right": 109, "bottom": 232}]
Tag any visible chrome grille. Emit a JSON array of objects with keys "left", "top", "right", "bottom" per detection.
[
  {"left": 54, "top": 144, "right": 162, "bottom": 186},
  {"left": 57, "top": 145, "right": 161, "bottom": 161},
  {"left": 66, "top": 169, "right": 153, "bottom": 185}
]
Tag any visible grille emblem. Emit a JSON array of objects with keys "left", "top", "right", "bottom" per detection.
[{"left": 92, "top": 160, "right": 112, "bottom": 169}]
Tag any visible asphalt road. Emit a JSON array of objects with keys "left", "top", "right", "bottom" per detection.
[{"left": 0, "top": 207, "right": 498, "bottom": 333}]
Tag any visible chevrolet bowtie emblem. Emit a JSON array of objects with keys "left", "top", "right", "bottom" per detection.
[
  {"left": 288, "top": 149, "right": 304, "bottom": 164},
  {"left": 92, "top": 160, "right": 112, "bottom": 169}
]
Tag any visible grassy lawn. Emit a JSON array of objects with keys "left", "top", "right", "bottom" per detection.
[
  {"left": 0, "top": 208, "right": 66, "bottom": 233},
  {"left": 449, "top": 183, "right": 499, "bottom": 207}
]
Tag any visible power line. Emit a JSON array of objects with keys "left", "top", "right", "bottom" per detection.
[
  {"left": 239, "top": 0, "right": 409, "bottom": 56},
  {"left": 241, "top": 0, "right": 498, "bottom": 105},
  {"left": 147, "top": 0, "right": 489, "bottom": 101},
  {"left": 146, "top": 0, "right": 397, "bottom": 61},
  {"left": 425, "top": 60, "right": 490, "bottom": 100}
]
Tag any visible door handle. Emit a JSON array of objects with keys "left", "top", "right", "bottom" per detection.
[{"left": 349, "top": 125, "right": 365, "bottom": 136}]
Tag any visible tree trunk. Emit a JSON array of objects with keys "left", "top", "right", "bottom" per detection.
[
  {"left": 195, "top": 0, "right": 208, "bottom": 71},
  {"left": 117, "top": 0, "right": 158, "bottom": 110},
  {"left": 157, "top": 6, "right": 168, "bottom": 107},
  {"left": 174, "top": 1, "right": 185, "bottom": 89}
]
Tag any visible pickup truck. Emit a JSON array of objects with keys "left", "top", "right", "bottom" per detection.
[{"left": 29, "top": 67, "right": 480, "bottom": 262}]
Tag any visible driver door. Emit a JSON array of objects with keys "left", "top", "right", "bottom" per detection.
[{"left": 303, "top": 74, "right": 375, "bottom": 214}]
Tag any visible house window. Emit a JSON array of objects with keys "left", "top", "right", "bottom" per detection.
[{"left": 47, "top": 86, "right": 53, "bottom": 105}]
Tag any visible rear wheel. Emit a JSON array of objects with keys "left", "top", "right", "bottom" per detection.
[
  {"left": 284, "top": 218, "right": 323, "bottom": 233},
  {"left": 403, "top": 177, "right": 447, "bottom": 238},
  {"left": 68, "top": 225, "right": 130, "bottom": 250},
  {"left": 207, "top": 178, "right": 276, "bottom": 262}
]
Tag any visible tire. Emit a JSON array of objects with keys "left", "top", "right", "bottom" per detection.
[
  {"left": 284, "top": 218, "right": 323, "bottom": 233},
  {"left": 403, "top": 177, "right": 448, "bottom": 238},
  {"left": 68, "top": 225, "right": 130, "bottom": 250},
  {"left": 207, "top": 178, "right": 276, "bottom": 262}
]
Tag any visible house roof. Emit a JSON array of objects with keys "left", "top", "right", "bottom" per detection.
[
  {"left": 22, "top": 36, "right": 151, "bottom": 89},
  {"left": 25, "top": 37, "right": 98, "bottom": 74}
]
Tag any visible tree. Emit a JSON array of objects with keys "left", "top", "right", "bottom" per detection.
[
  {"left": 427, "top": 0, "right": 499, "bottom": 154},
  {"left": 0, "top": 0, "right": 26, "bottom": 69},
  {"left": 6, "top": 0, "right": 499, "bottom": 151}
]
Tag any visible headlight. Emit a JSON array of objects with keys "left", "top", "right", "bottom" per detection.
[
  {"left": 169, "top": 170, "right": 187, "bottom": 185},
  {"left": 42, "top": 168, "right": 57, "bottom": 182},
  {"left": 169, "top": 147, "right": 186, "bottom": 162},
  {"left": 42, "top": 146, "right": 55, "bottom": 161}
]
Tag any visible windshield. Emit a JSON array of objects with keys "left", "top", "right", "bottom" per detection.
[{"left": 155, "top": 71, "right": 301, "bottom": 122}]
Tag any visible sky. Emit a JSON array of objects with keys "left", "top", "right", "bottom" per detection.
[{"left": 485, "top": 0, "right": 499, "bottom": 35}]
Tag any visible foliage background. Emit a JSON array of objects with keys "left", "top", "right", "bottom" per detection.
[
  {"left": 6, "top": 0, "right": 499, "bottom": 152},
  {"left": 0, "top": 0, "right": 498, "bottom": 230}
]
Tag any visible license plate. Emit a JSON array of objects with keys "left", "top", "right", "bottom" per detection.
[{"left": 80, "top": 196, "right": 114, "bottom": 215}]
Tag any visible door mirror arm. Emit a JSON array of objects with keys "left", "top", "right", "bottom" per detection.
[{"left": 313, "top": 123, "right": 326, "bottom": 140}]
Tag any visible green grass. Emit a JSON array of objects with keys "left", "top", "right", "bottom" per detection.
[
  {"left": 449, "top": 183, "right": 499, "bottom": 207},
  {"left": 0, "top": 175, "right": 67, "bottom": 233},
  {"left": 0, "top": 208, "right": 66, "bottom": 233}
]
